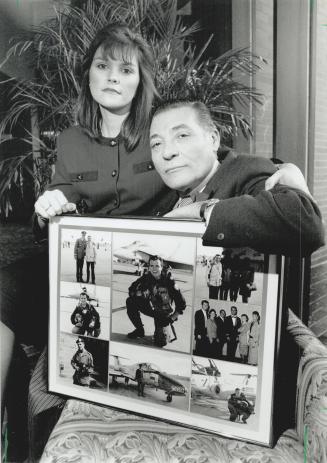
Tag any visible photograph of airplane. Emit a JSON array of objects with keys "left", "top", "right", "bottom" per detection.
[
  {"left": 112, "top": 233, "right": 196, "bottom": 273},
  {"left": 110, "top": 233, "right": 196, "bottom": 353},
  {"left": 190, "top": 357, "right": 258, "bottom": 428},
  {"left": 108, "top": 342, "right": 191, "bottom": 410}
]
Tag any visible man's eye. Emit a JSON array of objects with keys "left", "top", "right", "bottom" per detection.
[
  {"left": 178, "top": 133, "right": 189, "bottom": 139},
  {"left": 151, "top": 141, "right": 161, "bottom": 149}
]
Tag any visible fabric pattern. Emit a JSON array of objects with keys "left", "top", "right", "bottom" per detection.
[
  {"left": 41, "top": 401, "right": 303, "bottom": 463},
  {"left": 41, "top": 310, "right": 327, "bottom": 463}
]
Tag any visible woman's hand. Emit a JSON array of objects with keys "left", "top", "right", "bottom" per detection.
[
  {"left": 265, "top": 163, "right": 314, "bottom": 201},
  {"left": 35, "top": 189, "right": 76, "bottom": 220}
]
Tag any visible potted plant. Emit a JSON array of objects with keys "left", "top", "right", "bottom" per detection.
[{"left": 0, "top": 0, "right": 266, "bottom": 218}]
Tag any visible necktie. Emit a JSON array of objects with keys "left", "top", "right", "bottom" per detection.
[{"left": 175, "top": 195, "right": 193, "bottom": 208}]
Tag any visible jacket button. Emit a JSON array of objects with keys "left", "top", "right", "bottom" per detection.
[
  {"left": 147, "top": 164, "right": 153, "bottom": 170},
  {"left": 113, "top": 199, "right": 118, "bottom": 206},
  {"left": 110, "top": 140, "right": 117, "bottom": 146},
  {"left": 77, "top": 174, "right": 83, "bottom": 180},
  {"left": 112, "top": 170, "right": 117, "bottom": 177},
  {"left": 217, "top": 233, "right": 224, "bottom": 240}
]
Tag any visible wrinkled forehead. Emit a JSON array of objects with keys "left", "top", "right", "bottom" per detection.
[
  {"left": 150, "top": 106, "right": 201, "bottom": 135},
  {"left": 95, "top": 41, "right": 139, "bottom": 64}
]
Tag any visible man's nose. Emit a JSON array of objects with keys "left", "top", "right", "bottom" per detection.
[{"left": 162, "top": 142, "right": 179, "bottom": 160}]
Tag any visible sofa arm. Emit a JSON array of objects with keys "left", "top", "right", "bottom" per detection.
[{"left": 287, "top": 309, "right": 327, "bottom": 463}]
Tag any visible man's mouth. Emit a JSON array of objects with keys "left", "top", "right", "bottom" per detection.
[{"left": 165, "top": 166, "right": 186, "bottom": 174}]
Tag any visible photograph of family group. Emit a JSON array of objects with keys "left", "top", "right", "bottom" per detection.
[{"left": 193, "top": 242, "right": 265, "bottom": 365}]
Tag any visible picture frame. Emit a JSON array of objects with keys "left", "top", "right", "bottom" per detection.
[{"left": 48, "top": 214, "right": 286, "bottom": 447}]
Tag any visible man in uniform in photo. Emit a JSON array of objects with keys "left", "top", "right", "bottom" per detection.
[
  {"left": 71, "top": 337, "right": 95, "bottom": 387},
  {"left": 126, "top": 255, "right": 186, "bottom": 339},
  {"left": 74, "top": 231, "right": 87, "bottom": 283},
  {"left": 135, "top": 364, "right": 145, "bottom": 397},
  {"left": 225, "top": 306, "right": 241, "bottom": 361},
  {"left": 194, "top": 300, "right": 209, "bottom": 356},
  {"left": 228, "top": 388, "right": 254, "bottom": 424},
  {"left": 71, "top": 293, "right": 101, "bottom": 337}
]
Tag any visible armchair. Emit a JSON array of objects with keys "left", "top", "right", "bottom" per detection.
[{"left": 41, "top": 310, "right": 327, "bottom": 463}]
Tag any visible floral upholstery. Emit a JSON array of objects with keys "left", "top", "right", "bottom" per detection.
[{"left": 41, "top": 310, "right": 327, "bottom": 463}]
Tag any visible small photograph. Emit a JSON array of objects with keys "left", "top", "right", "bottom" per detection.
[
  {"left": 190, "top": 356, "right": 258, "bottom": 428},
  {"left": 110, "top": 233, "right": 196, "bottom": 353},
  {"left": 58, "top": 333, "right": 109, "bottom": 390},
  {"left": 59, "top": 227, "right": 111, "bottom": 340},
  {"left": 196, "top": 242, "right": 265, "bottom": 306},
  {"left": 60, "top": 228, "right": 112, "bottom": 286},
  {"left": 193, "top": 301, "right": 261, "bottom": 366},
  {"left": 59, "top": 284, "right": 110, "bottom": 340},
  {"left": 109, "top": 342, "right": 191, "bottom": 410}
]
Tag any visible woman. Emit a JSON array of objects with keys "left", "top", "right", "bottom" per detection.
[
  {"left": 2, "top": 23, "right": 167, "bottom": 462},
  {"left": 248, "top": 311, "right": 260, "bottom": 365},
  {"left": 34, "top": 23, "right": 168, "bottom": 222},
  {"left": 206, "top": 309, "right": 218, "bottom": 358},
  {"left": 238, "top": 314, "right": 250, "bottom": 363}
]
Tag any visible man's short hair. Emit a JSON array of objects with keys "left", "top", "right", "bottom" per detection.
[
  {"left": 76, "top": 337, "right": 85, "bottom": 345},
  {"left": 149, "top": 255, "right": 163, "bottom": 265},
  {"left": 81, "top": 231, "right": 87, "bottom": 235},
  {"left": 152, "top": 99, "right": 216, "bottom": 132},
  {"left": 201, "top": 299, "right": 209, "bottom": 306},
  {"left": 231, "top": 306, "right": 237, "bottom": 312}
]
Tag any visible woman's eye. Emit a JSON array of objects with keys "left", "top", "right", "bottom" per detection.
[
  {"left": 96, "top": 63, "right": 107, "bottom": 70},
  {"left": 121, "top": 67, "right": 133, "bottom": 74}
]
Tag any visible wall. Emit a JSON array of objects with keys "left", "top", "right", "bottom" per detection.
[{"left": 308, "top": 0, "right": 327, "bottom": 342}]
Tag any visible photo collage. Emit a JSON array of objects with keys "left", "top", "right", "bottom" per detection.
[{"left": 57, "top": 226, "right": 266, "bottom": 429}]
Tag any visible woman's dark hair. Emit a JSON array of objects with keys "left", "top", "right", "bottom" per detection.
[
  {"left": 252, "top": 311, "right": 260, "bottom": 323},
  {"left": 208, "top": 309, "right": 217, "bottom": 317},
  {"left": 77, "top": 23, "right": 158, "bottom": 151},
  {"left": 241, "top": 313, "right": 249, "bottom": 322}
]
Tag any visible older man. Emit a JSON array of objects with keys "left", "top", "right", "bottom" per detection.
[{"left": 149, "top": 100, "right": 324, "bottom": 255}]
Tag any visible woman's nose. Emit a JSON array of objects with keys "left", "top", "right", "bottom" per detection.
[{"left": 107, "top": 69, "right": 119, "bottom": 83}]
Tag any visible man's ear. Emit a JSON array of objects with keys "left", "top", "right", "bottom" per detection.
[{"left": 211, "top": 129, "right": 220, "bottom": 152}]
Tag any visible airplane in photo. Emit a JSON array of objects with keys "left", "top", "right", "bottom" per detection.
[
  {"left": 109, "top": 355, "right": 187, "bottom": 402},
  {"left": 191, "top": 358, "right": 222, "bottom": 395},
  {"left": 191, "top": 358, "right": 257, "bottom": 403},
  {"left": 113, "top": 240, "right": 194, "bottom": 272}
]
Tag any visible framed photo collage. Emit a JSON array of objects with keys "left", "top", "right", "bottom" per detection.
[{"left": 48, "top": 215, "right": 285, "bottom": 447}]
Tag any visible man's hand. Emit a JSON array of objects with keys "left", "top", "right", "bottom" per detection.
[
  {"left": 35, "top": 189, "right": 76, "bottom": 220},
  {"left": 265, "top": 163, "right": 314, "bottom": 201},
  {"left": 164, "top": 202, "right": 204, "bottom": 219}
]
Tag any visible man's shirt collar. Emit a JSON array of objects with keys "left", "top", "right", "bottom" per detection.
[{"left": 178, "top": 160, "right": 219, "bottom": 202}]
